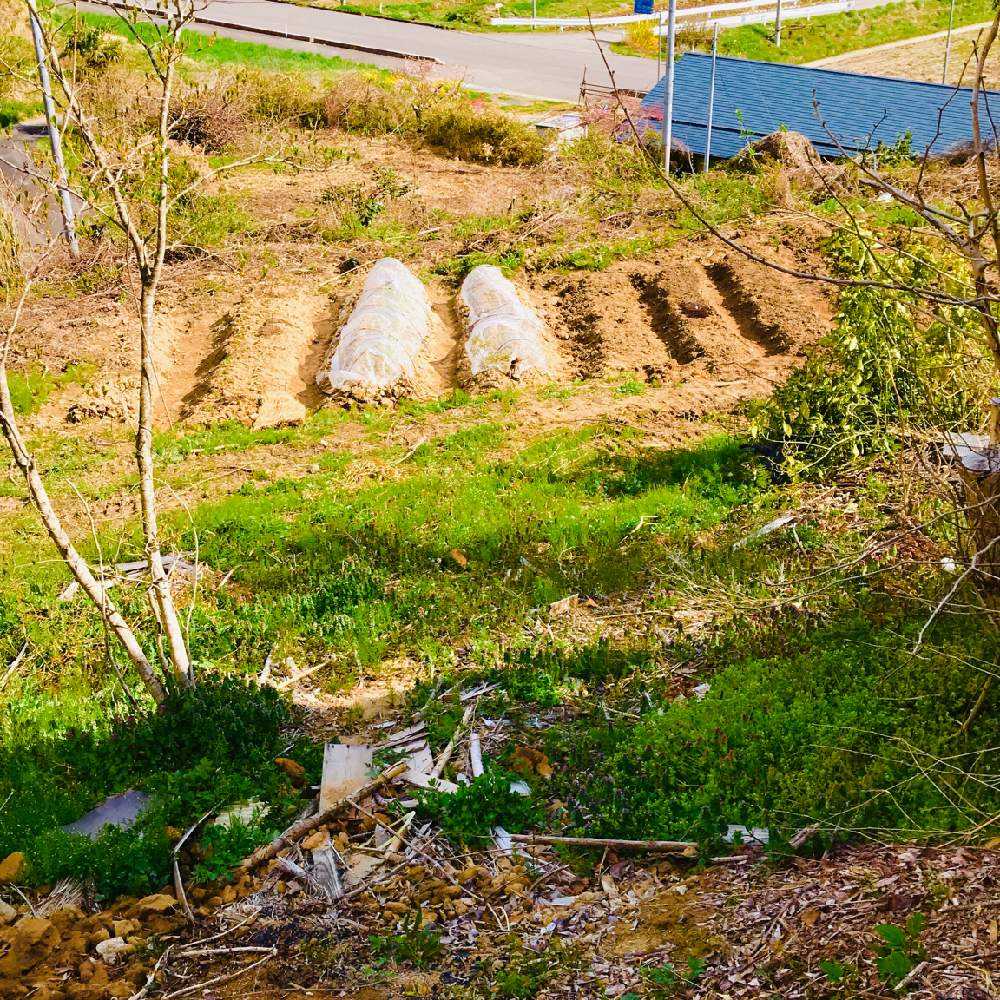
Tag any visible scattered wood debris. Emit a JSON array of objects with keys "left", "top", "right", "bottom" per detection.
[{"left": 5, "top": 684, "right": 997, "bottom": 999}]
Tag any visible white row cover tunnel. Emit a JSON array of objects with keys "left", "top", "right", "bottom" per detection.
[
  {"left": 324, "top": 258, "right": 435, "bottom": 394},
  {"left": 461, "top": 265, "right": 549, "bottom": 380},
  {"left": 322, "top": 259, "right": 552, "bottom": 396}
]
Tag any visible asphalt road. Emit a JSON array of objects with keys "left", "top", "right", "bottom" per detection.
[
  {"left": 82, "top": 0, "right": 662, "bottom": 100},
  {"left": 0, "top": 123, "right": 85, "bottom": 246}
]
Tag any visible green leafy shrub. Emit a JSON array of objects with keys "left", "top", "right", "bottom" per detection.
[
  {"left": 416, "top": 767, "right": 541, "bottom": 842},
  {"left": 547, "top": 614, "right": 999, "bottom": 846},
  {"left": 751, "top": 231, "right": 984, "bottom": 477},
  {"left": 29, "top": 824, "right": 171, "bottom": 900},
  {"left": 320, "top": 166, "right": 411, "bottom": 228},
  {"left": 0, "top": 678, "right": 305, "bottom": 899},
  {"left": 193, "top": 819, "right": 274, "bottom": 883}
]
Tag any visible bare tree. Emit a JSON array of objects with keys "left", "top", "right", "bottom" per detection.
[{"left": 0, "top": 0, "right": 208, "bottom": 701}]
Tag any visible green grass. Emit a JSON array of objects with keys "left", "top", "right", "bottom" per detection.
[
  {"left": 0, "top": 98, "right": 42, "bottom": 131},
  {"left": 76, "top": 11, "right": 386, "bottom": 78},
  {"left": 617, "top": 0, "right": 994, "bottom": 64},
  {"left": 0, "top": 417, "right": 754, "bottom": 713},
  {"left": 3, "top": 389, "right": 998, "bottom": 897},
  {"left": 6, "top": 363, "right": 96, "bottom": 416},
  {"left": 0, "top": 418, "right": 762, "bottom": 893},
  {"left": 308, "top": 0, "right": 629, "bottom": 29},
  {"left": 171, "top": 426, "right": 754, "bottom": 674}
]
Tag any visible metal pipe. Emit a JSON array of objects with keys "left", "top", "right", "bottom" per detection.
[
  {"left": 27, "top": 4, "right": 79, "bottom": 257},
  {"left": 942, "top": 0, "right": 956, "bottom": 84},
  {"left": 774, "top": 0, "right": 782, "bottom": 46},
  {"left": 704, "top": 22, "right": 718, "bottom": 173},
  {"left": 663, "top": 0, "right": 677, "bottom": 174}
]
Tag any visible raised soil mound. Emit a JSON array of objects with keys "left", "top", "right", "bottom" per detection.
[{"left": 738, "top": 130, "right": 822, "bottom": 172}]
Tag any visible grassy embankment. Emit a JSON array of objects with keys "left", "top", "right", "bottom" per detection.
[
  {"left": 618, "top": 0, "right": 995, "bottom": 62},
  {"left": 3, "top": 384, "right": 998, "bottom": 895}
]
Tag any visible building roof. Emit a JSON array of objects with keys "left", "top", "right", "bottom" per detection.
[{"left": 640, "top": 53, "right": 1000, "bottom": 159}]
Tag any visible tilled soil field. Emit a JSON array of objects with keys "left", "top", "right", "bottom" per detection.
[
  {"left": 20, "top": 242, "right": 831, "bottom": 433},
  {"left": 7, "top": 131, "right": 833, "bottom": 437}
]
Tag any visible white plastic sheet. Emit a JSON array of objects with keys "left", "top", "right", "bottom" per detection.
[
  {"left": 461, "top": 265, "right": 550, "bottom": 378},
  {"left": 326, "top": 258, "right": 434, "bottom": 393}
]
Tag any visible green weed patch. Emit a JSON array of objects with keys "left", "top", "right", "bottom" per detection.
[
  {"left": 752, "top": 231, "right": 986, "bottom": 477},
  {"left": 543, "top": 613, "right": 1000, "bottom": 845},
  {"left": 0, "top": 678, "right": 312, "bottom": 899}
]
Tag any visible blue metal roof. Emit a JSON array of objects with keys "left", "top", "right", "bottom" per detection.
[{"left": 640, "top": 53, "right": 1000, "bottom": 159}]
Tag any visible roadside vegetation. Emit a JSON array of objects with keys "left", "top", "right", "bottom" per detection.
[
  {"left": 0, "top": 7, "right": 997, "bottom": 984},
  {"left": 619, "top": 0, "right": 994, "bottom": 64}
]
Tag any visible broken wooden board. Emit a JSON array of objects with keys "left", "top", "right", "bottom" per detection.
[
  {"left": 319, "top": 744, "right": 374, "bottom": 813},
  {"left": 401, "top": 741, "right": 434, "bottom": 784},
  {"left": 404, "top": 771, "right": 460, "bottom": 794}
]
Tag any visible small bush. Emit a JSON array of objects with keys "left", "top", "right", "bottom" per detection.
[
  {"left": 323, "top": 75, "right": 545, "bottom": 166},
  {"left": 370, "top": 911, "right": 443, "bottom": 968},
  {"left": 0, "top": 678, "right": 307, "bottom": 899},
  {"left": 170, "top": 69, "right": 324, "bottom": 150},
  {"left": 751, "top": 230, "right": 984, "bottom": 477},
  {"left": 237, "top": 67, "right": 325, "bottom": 126},
  {"left": 564, "top": 130, "right": 660, "bottom": 213},
  {"left": 420, "top": 104, "right": 545, "bottom": 166},
  {"left": 61, "top": 24, "right": 124, "bottom": 70},
  {"left": 170, "top": 81, "right": 251, "bottom": 151},
  {"left": 320, "top": 166, "right": 411, "bottom": 228},
  {"left": 322, "top": 73, "right": 419, "bottom": 135},
  {"left": 417, "top": 767, "right": 541, "bottom": 842}
]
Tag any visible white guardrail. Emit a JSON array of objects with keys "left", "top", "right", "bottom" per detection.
[
  {"left": 661, "top": 0, "right": 893, "bottom": 31},
  {"left": 491, "top": 0, "right": 888, "bottom": 28}
]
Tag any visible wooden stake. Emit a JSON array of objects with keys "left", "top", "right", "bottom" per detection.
[
  {"left": 241, "top": 762, "right": 407, "bottom": 871},
  {"left": 508, "top": 833, "right": 697, "bottom": 854}
]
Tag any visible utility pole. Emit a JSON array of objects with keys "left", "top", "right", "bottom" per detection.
[
  {"left": 704, "top": 22, "right": 718, "bottom": 173},
  {"left": 942, "top": 0, "right": 956, "bottom": 84},
  {"left": 662, "top": 0, "right": 676, "bottom": 174},
  {"left": 774, "top": 0, "right": 783, "bottom": 47},
  {"left": 27, "top": 1, "right": 79, "bottom": 257}
]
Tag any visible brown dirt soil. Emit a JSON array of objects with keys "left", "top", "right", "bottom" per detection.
[
  {"left": 9, "top": 121, "right": 836, "bottom": 439},
  {"left": 178, "top": 282, "right": 332, "bottom": 429},
  {"left": 532, "top": 243, "right": 830, "bottom": 390},
  {"left": 818, "top": 30, "right": 1000, "bottom": 90}
]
